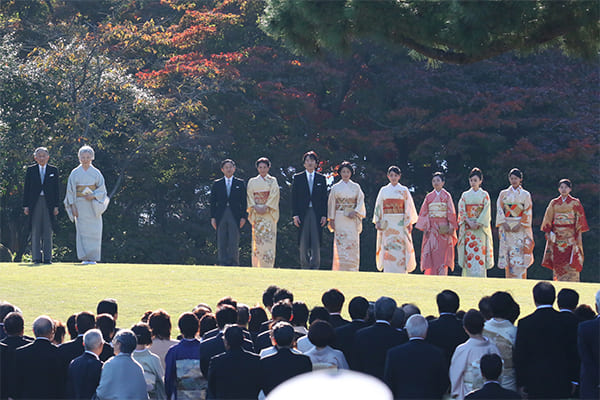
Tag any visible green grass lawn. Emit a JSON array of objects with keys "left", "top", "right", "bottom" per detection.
[{"left": 1, "top": 262, "right": 598, "bottom": 333}]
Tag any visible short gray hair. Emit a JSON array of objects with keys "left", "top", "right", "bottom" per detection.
[
  {"left": 113, "top": 329, "right": 137, "bottom": 354},
  {"left": 78, "top": 145, "right": 95, "bottom": 159},
  {"left": 595, "top": 289, "right": 600, "bottom": 310},
  {"left": 32, "top": 315, "right": 54, "bottom": 338},
  {"left": 34, "top": 147, "right": 49, "bottom": 156},
  {"left": 84, "top": 329, "right": 104, "bottom": 351},
  {"left": 405, "top": 314, "right": 428, "bottom": 339},
  {"left": 375, "top": 297, "right": 397, "bottom": 321}
]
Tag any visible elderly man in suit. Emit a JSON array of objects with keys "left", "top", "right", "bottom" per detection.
[
  {"left": 66, "top": 329, "right": 104, "bottom": 399},
  {"left": 210, "top": 159, "right": 247, "bottom": 266},
  {"left": 291, "top": 150, "right": 328, "bottom": 269},
  {"left": 578, "top": 289, "right": 600, "bottom": 399},
  {"left": 23, "top": 147, "right": 60, "bottom": 264}
]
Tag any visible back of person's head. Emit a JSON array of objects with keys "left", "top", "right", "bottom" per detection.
[
  {"left": 216, "top": 305, "right": 238, "bottom": 329},
  {"left": 53, "top": 320, "right": 65, "bottom": 345},
  {"left": 148, "top": 309, "right": 172, "bottom": 340},
  {"left": 66, "top": 314, "right": 78, "bottom": 340},
  {"left": 375, "top": 297, "right": 397, "bottom": 322},
  {"left": 76, "top": 311, "right": 96, "bottom": 335},
  {"left": 113, "top": 329, "right": 137, "bottom": 354},
  {"left": 0, "top": 302, "right": 15, "bottom": 322},
  {"left": 271, "top": 321, "right": 294, "bottom": 348},
  {"left": 557, "top": 288, "right": 579, "bottom": 311},
  {"left": 574, "top": 304, "right": 597, "bottom": 321},
  {"left": 308, "top": 306, "right": 331, "bottom": 325},
  {"left": 478, "top": 296, "right": 493, "bottom": 320},
  {"left": 33, "top": 315, "right": 54, "bottom": 338},
  {"left": 141, "top": 310, "right": 153, "bottom": 323},
  {"left": 463, "top": 309, "right": 485, "bottom": 335},
  {"left": 479, "top": 353, "right": 503, "bottom": 381},
  {"left": 237, "top": 304, "right": 250, "bottom": 326},
  {"left": 436, "top": 290, "right": 460, "bottom": 314},
  {"left": 248, "top": 307, "right": 268, "bottom": 332},
  {"left": 273, "top": 288, "right": 294, "bottom": 304},
  {"left": 178, "top": 312, "right": 199, "bottom": 338},
  {"left": 262, "top": 285, "right": 280, "bottom": 310},
  {"left": 96, "top": 313, "right": 116, "bottom": 342},
  {"left": 83, "top": 329, "right": 104, "bottom": 352},
  {"left": 96, "top": 299, "right": 118, "bottom": 318},
  {"left": 193, "top": 304, "right": 212, "bottom": 321},
  {"left": 292, "top": 302, "right": 309, "bottom": 328},
  {"left": 321, "top": 289, "right": 345, "bottom": 313},
  {"left": 3, "top": 312, "right": 24, "bottom": 336},
  {"left": 217, "top": 296, "right": 238, "bottom": 309},
  {"left": 271, "top": 300, "right": 293, "bottom": 322},
  {"left": 490, "top": 291, "right": 517, "bottom": 321},
  {"left": 348, "top": 296, "right": 369, "bottom": 320},
  {"left": 131, "top": 323, "right": 153, "bottom": 346},
  {"left": 532, "top": 281, "right": 555, "bottom": 306},
  {"left": 401, "top": 303, "right": 421, "bottom": 326},
  {"left": 199, "top": 313, "right": 217, "bottom": 337},
  {"left": 308, "top": 320, "right": 335, "bottom": 348},
  {"left": 391, "top": 307, "right": 406, "bottom": 330},
  {"left": 223, "top": 324, "right": 244, "bottom": 349},
  {"left": 405, "top": 314, "right": 428, "bottom": 339}
]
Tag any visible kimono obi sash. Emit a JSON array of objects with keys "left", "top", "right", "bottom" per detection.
[
  {"left": 383, "top": 198, "right": 404, "bottom": 214},
  {"left": 428, "top": 202, "right": 448, "bottom": 218},
  {"left": 503, "top": 203, "right": 524, "bottom": 218},
  {"left": 335, "top": 198, "right": 357, "bottom": 212},
  {"left": 465, "top": 203, "right": 484, "bottom": 219},
  {"left": 253, "top": 191, "right": 270, "bottom": 205},
  {"left": 553, "top": 210, "right": 576, "bottom": 228},
  {"left": 76, "top": 184, "right": 98, "bottom": 197}
]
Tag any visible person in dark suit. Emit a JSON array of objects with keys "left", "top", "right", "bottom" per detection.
[
  {"left": 59, "top": 311, "right": 96, "bottom": 374},
  {"left": 465, "top": 353, "right": 520, "bottom": 399},
  {"left": 426, "top": 289, "right": 468, "bottom": 366},
  {"left": 259, "top": 322, "right": 312, "bottom": 395},
  {"left": 353, "top": 296, "right": 408, "bottom": 380},
  {"left": 291, "top": 151, "right": 328, "bottom": 269},
  {"left": 557, "top": 288, "right": 581, "bottom": 395},
  {"left": 22, "top": 147, "right": 60, "bottom": 264},
  {"left": 14, "top": 315, "right": 65, "bottom": 399},
  {"left": 0, "top": 303, "right": 15, "bottom": 342},
  {"left": 384, "top": 314, "right": 449, "bottom": 399},
  {"left": 210, "top": 159, "right": 248, "bottom": 266},
  {"left": 0, "top": 312, "right": 32, "bottom": 351},
  {"left": 254, "top": 300, "right": 293, "bottom": 353},
  {"left": 515, "top": 281, "right": 576, "bottom": 399},
  {"left": 65, "top": 328, "right": 104, "bottom": 399},
  {"left": 322, "top": 288, "right": 350, "bottom": 328},
  {"left": 0, "top": 341, "right": 14, "bottom": 400},
  {"left": 578, "top": 290, "right": 600, "bottom": 399},
  {"left": 95, "top": 313, "right": 115, "bottom": 362},
  {"left": 207, "top": 325, "right": 261, "bottom": 399},
  {"left": 334, "top": 296, "right": 369, "bottom": 369}
]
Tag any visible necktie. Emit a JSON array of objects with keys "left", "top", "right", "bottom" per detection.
[
  {"left": 40, "top": 167, "right": 45, "bottom": 184},
  {"left": 309, "top": 173, "right": 314, "bottom": 194},
  {"left": 226, "top": 179, "right": 231, "bottom": 197}
]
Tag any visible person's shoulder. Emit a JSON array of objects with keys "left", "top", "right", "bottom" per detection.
[
  {"left": 292, "top": 171, "right": 305, "bottom": 180},
  {"left": 233, "top": 176, "right": 245, "bottom": 184}
]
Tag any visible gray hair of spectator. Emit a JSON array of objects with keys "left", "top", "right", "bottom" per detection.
[
  {"left": 32, "top": 315, "right": 55, "bottom": 337},
  {"left": 34, "top": 147, "right": 49, "bottom": 156},
  {"left": 405, "top": 314, "right": 428, "bottom": 339},
  {"left": 83, "top": 329, "right": 104, "bottom": 351},
  {"left": 113, "top": 329, "right": 137, "bottom": 354},
  {"left": 375, "top": 297, "right": 397, "bottom": 321},
  {"left": 401, "top": 303, "right": 421, "bottom": 325},
  {"left": 78, "top": 145, "right": 95, "bottom": 159},
  {"left": 595, "top": 289, "right": 600, "bottom": 310}
]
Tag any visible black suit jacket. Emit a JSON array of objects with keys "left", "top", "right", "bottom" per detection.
[
  {"left": 0, "top": 335, "right": 32, "bottom": 351},
  {"left": 98, "top": 340, "right": 114, "bottom": 362},
  {"left": 199, "top": 332, "right": 254, "bottom": 377},
  {"left": 333, "top": 320, "right": 368, "bottom": 369},
  {"left": 578, "top": 316, "right": 599, "bottom": 399},
  {"left": 14, "top": 338, "right": 65, "bottom": 399},
  {"left": 254, "top": 327, "right": 304, "bottom": 354},
  {"left": 65, "top": 352, "right": 103, "bottom": 399},
  {"left": 328, "top": 314, "right": 350, "bottom": 329},
  {"left": 0, "top": 342, "right": 14, "bottom": 400},
  {"left": 291, "top": 171, "right": 328, "bottom": 239},
  {"left": 58, "top": 335, "right": 85, "bottom": 372},
  {"left": 207, "top": 348, "right": 261, "bottom": 400},
  {"left": 210, "top": 176, "right": 248, "bottom": 225},
  {"left": 465, "top": 382, "right": 521, "bottom": 399},
  {"left": 353, "top": 322, "right": 408, "bottom": 380},
  {"left": 23, "top": 164, "right": 60, "bottom": 226},
  {"left": 203, "top": 327, "right": 252, "bottom": 342},
  {"left": 384, "top": 339, "right": 449, "bottom": 399},
  {"left": 515, "top": 307, "right": 574, "bottom": 399},
  {"left": 425, "top": 314, "right": 468, "bottom": 366},
  {"left": 259, "top": 347, "right": 312, "bottom": 395}
]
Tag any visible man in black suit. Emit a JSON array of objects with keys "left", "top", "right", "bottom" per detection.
[
  {"left": 59, "top": 311, "right": 96, "bottom": 373},
  {"left": 515, "top": 281, "right": 576, "bottom": 399},
  {"left": 259, "top": 322, "right": 312, "bottom": 395},
  {"left": 0, "top": 312, "right": 32, "bottom": 351},
  {"left": 291, "top": 150, "right": 328, "bottom": 269},
  {"left": 207, "top": 325, "right": 261, "bottom": 399},
  {"left": 334, "top": 296, "right": 369, "bottom": 369},
  {"left": 254, "top": 300, "right": 293, "bottom": 353},
  {"left": 384, "top": 314, "right": 449, "bottom": 399},
  {"left": 578, "top": 289, "right": 599, "bottom": 400},
  {"left": 353, "top": 296, "right": 408, "bottom": 380},
  {"left": 558, "top": 288, "right": 581, "bottom": 394},
  {"left": 465, "top": 354, "right": 520, "bottom": 399},
  {"left": 322, "top": 288, "right": 350, "bottom": 328},
  {"left": 0, "top": 341, "right": 14, "bottom": 400},
  {"left": 14, "top": 315, "right": 65, "bottom": 399},
  {"left": 65, "top": 328, "right": 104, "bottom": 399},
  {"left": 426, "top": 289, "right": 468, "bottom": 366},
  {"left": 22, "top": 147, "right": 60, "bottom": 264},
  {"left": 210, "top": 159, "right": 248, "bottom": 266}
]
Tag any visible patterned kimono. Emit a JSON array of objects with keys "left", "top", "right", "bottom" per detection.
[
  {"left": 246, "top": 174, "right": 280, "bottom": 268},
  {"left": 457, "top": 188, "right": 493, "bottom": 277},
  {"left": 541, "top": 195, "right": 589, "bottom": 281},
  {"left": 496, "top": 186, "right": 534, "bottom": 279},
  {"left": 483, "top": 318, "right": 517, "bottom": 391},
  {"left": 415, "top": 189, "right": 458, "bottom": 275},
  {"left": 327, "top": 180, "right": 366, "bottom": 271},
  {"left": 373, "top": 183, "right": 418, "bottom": 273}
]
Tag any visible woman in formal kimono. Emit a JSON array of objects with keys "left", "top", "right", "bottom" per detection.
[
  {"left": 457, "top": 168, "right": 493, "bottom": 277},
  {"left": 373, "top": 166, "right": 418, "bottom": 273},
  {"left": 327, "top": 162, "right": 366, "bottom": 271},
  {"left": 496, "top": 168, "right": 534, "bottom": 279},
  {"left": 246, "top": 157, "right": 280, "bottom": 268},
  {"left": 64, "top": 145, "right": 109, "bottom": 264},
  {"left": 415, "top": 172, "right": 458, "bottom": 275},
  {"left": 541, "top": 178, "right": 589, "bottom": 282}
]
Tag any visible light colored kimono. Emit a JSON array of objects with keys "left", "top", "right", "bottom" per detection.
[
  {"left": 496, "top": 186, "right": 534, "bottom": 279},
  {"left": 457, "top": 188, "right": 493, "bottom": 277},
  {"left": 373, "top": 183, "right": 418, "bottom": 273},
  {"left": 449, "top": 337, "right": 500, "bottom": 400},
  {"left": 132, "top": 348, "right": 166, "bottom": 400},
  {"left": 304, "top": 345, "right": 349, "bottom": 371},
  {"left": 95, "top": 353, "right": 149, "bottom": 400},
  {"left": 415, "top": 189, "right": 458, "bottom": 275},
  {"left": 327, "top": 180, "right": 366, "bottom": 271},
  {"left": 64, "top": 164, "right": 108, "bottom": 262},
  {"left": 483, "top": 318, "right": 517, "bottom": 391},
  {"left": 246, "top": 174, "right": 280, "bottom": 268}
]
